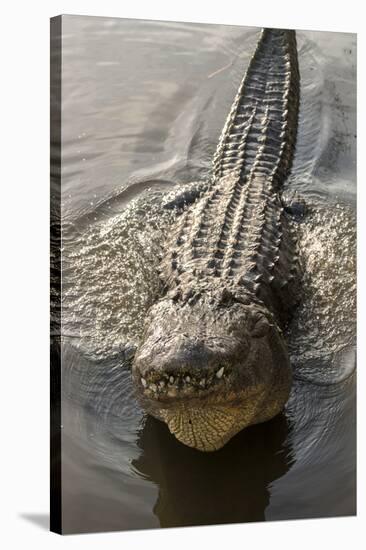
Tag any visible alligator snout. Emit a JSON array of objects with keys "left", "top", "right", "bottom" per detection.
[{"left": 132, "top": 331, "right": 243, "bottom": 404}]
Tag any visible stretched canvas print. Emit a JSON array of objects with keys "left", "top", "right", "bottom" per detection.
[{"left": 50, "top": 14, "right": 356, "bottom": 534}]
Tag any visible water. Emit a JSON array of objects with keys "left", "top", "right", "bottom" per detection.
[{"left": 58, "top": 15, "right": 356, "bottom": 533}]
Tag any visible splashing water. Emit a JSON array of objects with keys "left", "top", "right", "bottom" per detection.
[
  {"left": 288, "top": 202, "right": 356, "bottom": 384},
  {"left": 62, "top": 191, "right": 175, "bottom": 360}
]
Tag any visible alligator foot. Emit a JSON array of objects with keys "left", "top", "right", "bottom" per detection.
[
  {"left": 162, "top": 181, "right": 209, "bottom": 210},
  {"left": 281, "top": 190, "right": 307, "bottom": 220}
]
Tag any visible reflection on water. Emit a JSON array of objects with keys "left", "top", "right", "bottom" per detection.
[
  {"left": 58, "top": 15, "right": 356, "bottom": 533},
  {"left": 133, "top": 414, "right": 292, "bottom": 527}
]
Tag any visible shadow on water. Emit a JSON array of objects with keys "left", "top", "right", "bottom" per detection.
[{"left": 133, "top": 413, "right": 293, "bottom": 527}]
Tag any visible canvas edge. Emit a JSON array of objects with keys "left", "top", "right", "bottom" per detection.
[{"left": 50, "top": 14, "right": 62, "bottom": 536}]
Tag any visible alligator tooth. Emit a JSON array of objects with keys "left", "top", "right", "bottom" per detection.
[
  {"left": 185, "top": 376, "right": 191, "bottom": 383},
  {"left": 216, "top": 367, "right": 224, "bottom": 379},
  {"left": 169, "top": 376, "right": 174, "bottom": 384},
  {"left": 141, "top": 378, "right": 147, "bottom": 388},
  {"left": 200, "top": 378, "right": 206, "bottom": 387},
  {"left": 159, "top": 381, "right": 165, "bottom": 389},
  {"left": 150, "top": 383, "right": 157, "bottom": 392}
]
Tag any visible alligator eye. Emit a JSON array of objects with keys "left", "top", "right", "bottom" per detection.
[{"left": 251, "top": 315, "right": 269, "bottom": 338}]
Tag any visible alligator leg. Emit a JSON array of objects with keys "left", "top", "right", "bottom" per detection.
[
  {"left": 281, "top": 190, "right": 307, "bottom": 220},
  {"left": 162, "top": 181, "right": 209, "bottom": 210}
]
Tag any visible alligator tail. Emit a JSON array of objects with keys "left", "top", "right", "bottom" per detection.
[{"left": 212, "top": 28, "right": 300, "bottom": 190}]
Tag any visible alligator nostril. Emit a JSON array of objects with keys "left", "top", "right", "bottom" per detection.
[{"left": 188, "top": 419, "right": 192, "bottom": 425}]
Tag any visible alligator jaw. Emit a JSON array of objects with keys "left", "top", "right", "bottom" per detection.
[
  {"left": 160, "top": 405, "right": 242, "bottom": 452},
  {"left": 137, "top": 364, "right": 233, "bottom": 402},
  {"left": 158, "top": 378, "right": 287, "bottom": 452}
]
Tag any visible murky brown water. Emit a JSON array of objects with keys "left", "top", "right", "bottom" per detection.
[{"left": 58, "top": 15, "right": 356, "bottom": 533}]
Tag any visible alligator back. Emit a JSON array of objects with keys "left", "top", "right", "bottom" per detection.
[{"left": 160, "top": 28, "right": 301, "bottom": 327}]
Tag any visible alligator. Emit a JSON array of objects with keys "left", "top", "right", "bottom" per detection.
[{"left": 132, "top": 27, "right": 301, "bottom": 451}]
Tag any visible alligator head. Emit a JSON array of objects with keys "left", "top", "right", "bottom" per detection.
[{"left": 132, "top": 286, "right": 292, "bottom": 451}]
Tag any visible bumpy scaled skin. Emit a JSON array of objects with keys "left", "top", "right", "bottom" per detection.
[{"left": 132, "top": 28, "right": 301, "bottom": 451}]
